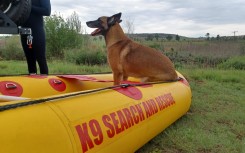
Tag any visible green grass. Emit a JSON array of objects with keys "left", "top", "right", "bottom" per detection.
[
  {"left": 0, "top": 60, "right": 111, "bottom": 75},
  {"left": 218, "top": 56, "right": 245, "bottom": 70},
  {"left": 1, "top": 61, "right": 244, "bottom": 153},
  {"left": 137, "top": 68, "right": 245, "bottom": 153},
  {"left": 48, "top": 61, "right": 111, "bottom": 74},
  {"left": 0, "top": 60, "right": 27, "bottom": 74}
]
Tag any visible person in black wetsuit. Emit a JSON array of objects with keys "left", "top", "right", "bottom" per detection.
[{"left": 21, "top": 0, "right": 51, "bottom": 75}]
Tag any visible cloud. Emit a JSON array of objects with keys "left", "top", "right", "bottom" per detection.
[{"left": 50, "top": 0, "right": 245, "bottom": 37}]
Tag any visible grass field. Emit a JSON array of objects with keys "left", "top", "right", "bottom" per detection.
[
  {"left": 138, "top": 68, "right": 245, "bottom": 153},
  {"left": 0, "top": 60, "right": 244, "bottom": 153}
]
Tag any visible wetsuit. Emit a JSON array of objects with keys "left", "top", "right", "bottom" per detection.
[{"left": 21, "top": 0, "right": 51, "bottom": 74}]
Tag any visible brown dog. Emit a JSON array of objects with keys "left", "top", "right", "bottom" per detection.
[{"left": 86, "top": 12, "right": 178, "bottom": 85}]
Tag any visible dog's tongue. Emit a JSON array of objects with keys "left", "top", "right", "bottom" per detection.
[{"left": 91, "top": 28, "right": 101, "bottom": 36}]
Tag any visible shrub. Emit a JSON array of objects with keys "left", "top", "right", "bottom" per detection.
[
  {"left": 45, "top": 12, "right": 86, "bottom": 59},
  {"left": 240, "top": 44, "right": 245, "bottom": 55},
  {"left": 218, "top": 56, "right": 245, "bottom": 70},
  {"left": 0, "top": 36, "right": 25, "bottom": 60},
  {"left": 149, "top": 43, "right": 164, "bottom": 51},
  {"left": 193, "top": 56, "right": 226, "bottom": 67},
  {"left": 65, "top": 48, "right": 107, "bottom": 65}
]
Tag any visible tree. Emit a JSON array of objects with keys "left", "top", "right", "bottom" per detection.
[
  {"left": 166, "top": 35, "right": 173, "bottom": 41},
  {"left": 216, "top": 34, "right": 220, "bottom": 40},
  {"left": 175, "top": 34, "right": 180, "bottom": 41},
  {"left": 45, "top": 14, "right": 66, "bottom": 58},
  {"left": 66, "top": 11, "right": 82, "bottom": 33},
  {"left": 146, "top": 34, "right": 154, "bottom": 41},
  {"left": 45, "top": 12, "right": 83, "bottom": 59},
  {"left": 155, "top": 33, "right": 159, "bottom": 41},
  {"left": 205, "top": 33, "right": 210, "bottom": 41},
  {"left": 123, "top": 16, "right": 135, "bottom": 38}
]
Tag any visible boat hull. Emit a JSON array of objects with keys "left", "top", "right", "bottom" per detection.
[{"left": 0, "top": 73, "right": 191, "bottom": 153}]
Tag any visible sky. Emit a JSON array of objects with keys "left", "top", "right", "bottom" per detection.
[{"left": 50, "top": 0, "right": 245, "bottom": 38}]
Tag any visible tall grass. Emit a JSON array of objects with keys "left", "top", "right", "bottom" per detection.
[
  {"left": 145, "top": 40, "right": 243, "bottom": 57},
  {"left": 145, "top": 40, "right": 245, "bottom": 68},
  {"left": 0, "top": 36, "right": 25, "bottom": 60},
  {"left": 1, "top": 36, "right": 245, "bottom": 69}
]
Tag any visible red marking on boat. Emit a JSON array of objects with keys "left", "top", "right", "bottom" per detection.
[
  {"left": 48, "top": 78, "right": 66, "bottom": 92},
  {"left": 58, "top": 75, "right": 113, "bottom": 82},
  {"left": 26, "top": 75, "right": 48, "bottom": 79},
  {"left": 179, "top": 78, "right": 190, "bottom": 87},
  {"left": 113, "top": 86, "right": 142, "bottom": 100},
  {"left": 113, "top": 81, "right": 153, "bottom": 100},
  {"left": 0, "top": 81, "right": 23, "bottom": 97}
]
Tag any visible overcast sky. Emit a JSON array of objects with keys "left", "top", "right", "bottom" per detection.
[{"left": 50, "top": 0, "right": 245, "bottom": 38}]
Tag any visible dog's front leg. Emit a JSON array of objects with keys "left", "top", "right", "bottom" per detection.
[
  {"left": 113, "top": 72, "right": 123, "bottom": 85},
  {"left": 123, "top": 75, "right": 128, "bottom": 81}
]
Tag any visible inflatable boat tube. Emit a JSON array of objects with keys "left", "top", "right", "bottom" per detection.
[{"left": 0, "top": 72, "right": 191, "bottom": 153}]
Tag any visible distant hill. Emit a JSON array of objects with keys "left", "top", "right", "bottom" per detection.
[
  {"left": 129, "top": 33, "right": 245, "bottom": 41},
  {"left": 130, "top": 33, "right": 185, "bottom": 38},
  {"left": 125, "top": 33, "right": 195, "bottom": 41}
]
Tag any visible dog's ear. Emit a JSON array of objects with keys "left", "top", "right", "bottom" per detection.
[{"left": 108, "top": 12, "right": 122, "bottom": 26}]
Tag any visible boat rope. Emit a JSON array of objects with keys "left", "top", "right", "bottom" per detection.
[{"left": 0, "top": 77, "right": 183, "bottom": 112}]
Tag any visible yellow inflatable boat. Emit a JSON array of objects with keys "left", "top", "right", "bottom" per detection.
[{"left": 0, "top": 72, "right": 191, "bottom": 153}]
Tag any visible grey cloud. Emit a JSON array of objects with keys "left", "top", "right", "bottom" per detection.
[{"left": 50, "top": 0, "right": 245, "bottom": 37}]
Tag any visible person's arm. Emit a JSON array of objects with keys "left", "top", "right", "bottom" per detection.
[{"left": 31, "top": 0, "right": 51, "bottom": 16}]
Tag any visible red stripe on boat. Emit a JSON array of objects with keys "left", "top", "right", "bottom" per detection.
[{"left": 58, "top": 75, "right": 113, "bottom": 82}]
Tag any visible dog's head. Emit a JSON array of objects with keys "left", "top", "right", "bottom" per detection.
[{"left": 86, "top": 12, "right": 122, "bottom": 36}]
